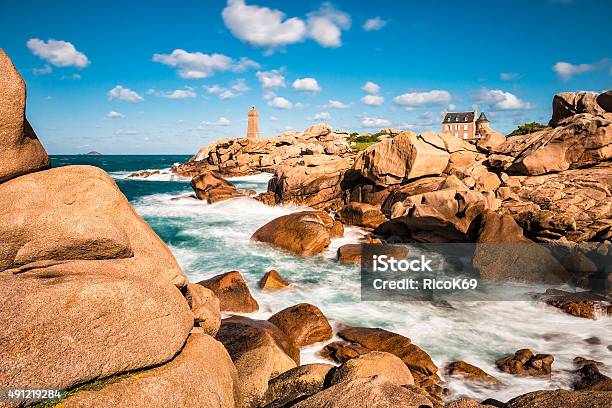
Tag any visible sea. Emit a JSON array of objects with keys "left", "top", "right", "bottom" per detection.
[{"left": 50, "top": 155, "right": 611, "bottom": 403}]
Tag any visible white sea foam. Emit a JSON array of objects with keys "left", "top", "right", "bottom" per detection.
[
  {"left": 130, "top": 183, "right": 612, "bottom": 403},
  {"left": 110, "top": 168, "right": 190, "bottom": 182}
]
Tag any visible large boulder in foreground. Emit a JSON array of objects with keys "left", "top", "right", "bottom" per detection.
[
  {"left": 61, "top": 333, "right": 241, "bottom": 407},
  {"left": 216, "top": 316, "right": 300, "bottom": 406},
  {"left": 0, "top": 165, "right": 196, "bottom": 403},
  {"left": 252, "top": 211, "right": 343, "bottom": 256},
  {"left": 0, "top": 49, "right": 49, "bottom": 183},
  {"left": 293, "top": 376, "right": 434, "bottom": 408},
  {"left": 268, "top": 303, "right": 333, "bottom": 346},
  {"left": 549, "top": 91, "right": 606, "bottom": 127},
  {"left": 353, "top": 132, "right": 450, "bottom": 187},
  {"left": 197, "top": 271, "right": 259, "bottom": 313},
  {"left": 505, "top": 389, "right": 612, "bottom": 408}
]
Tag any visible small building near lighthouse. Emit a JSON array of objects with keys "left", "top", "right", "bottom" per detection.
[
  {"left": 246, "top": 107, "right": 259, "bottom": 139},
  {"left": 441, "top": 109, "right": 490, "bottom": 140}
]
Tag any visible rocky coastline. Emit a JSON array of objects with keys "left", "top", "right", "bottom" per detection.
[{"left": 2, "top": 47, "right": 611, "bottom": 407}]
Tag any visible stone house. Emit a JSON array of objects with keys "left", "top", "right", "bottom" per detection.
[{"left": 441, "top": 110, "right": 489, "bottom": 140}]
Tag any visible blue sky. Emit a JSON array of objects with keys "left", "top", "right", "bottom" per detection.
[{"left": 2, "top": 0, "right": 611, "bottom": 154}]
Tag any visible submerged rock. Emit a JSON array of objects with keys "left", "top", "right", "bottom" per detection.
[
  {"left": 258, "top": 269, "right": 289, "bottom": 290},
  {"left": 251, "top": 210, "right": 343, "bottom": 256},
  {"left": 444, "top": 361, "right": 500, "bottom": 386}
]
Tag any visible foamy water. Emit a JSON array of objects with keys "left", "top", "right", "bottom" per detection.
[{"left": 126, "top": 171, "right": 611, "bottom": 403}]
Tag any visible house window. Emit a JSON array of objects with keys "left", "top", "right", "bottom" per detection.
[
  {"left": 446, "top": 124, "right": 450, "bottom": 131},
  {"left": 455, "top": 124, "right": 460, "bottom": 130},
  {"left": 454, "top": 132, "right": 459, "bottom": 138},
  {"left": 463, "top": 132, "right": 468, "bottom": 139},
  {"left": 464, "top": 124, "right": 468, "bottom": 130}
]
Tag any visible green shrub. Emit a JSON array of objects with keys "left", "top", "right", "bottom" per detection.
[{"left": 508, "top": 122, "right": 548, "bottom": 136}]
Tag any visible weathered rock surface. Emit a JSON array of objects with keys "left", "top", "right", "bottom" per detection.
[
  {"left": 476, "top": 128, "right": 506, "bottom": 153},
  {"left": 596, "top": 90, "right": 612, "bottom": 112},
  {"left": 268, "top": 303, "right": 333, "bottom": 346},
  {"left": 335, "top": 327, "right": 438, "bottom": 386},
  {"left": 61, "top": 333, "right": 241, "bottom": 408},
  {"left": 336, "top": 244, "right": 363, "bottom": 264},
  {"left": 0, "top": 49, "right": 49, "bottom": 183},
  {"left": 495, "top": 349, "right": 554, "bottom": 376},
  {"left": 353, "top": 132, "right": 451, "bottom": 187},
  {"left": 198, "top": 271, "right": 259, "bottom": 313},
  {"left": 445, "top": 400, "right": 499, "bottom": 408},
  {"left": 444, "top": 361, "right": 500, "bottom": 385},
  {"left": 216, "top": 315, "right": 299, "bottom": 406},
  {"left": 268, "top": 155, "right": 353, "bottom": 211},
  {"left": 505, "top": 389, "right": 612, "bottom": 408},
  {"left": 259, "top": 363, "right": 334, "bottom": 408},
  {"left": 252, "top": 211, "right": 343, "bottom": 256},
  {"left": 549, "top": 91, "right": 606, "bottom": 127},
  {"left": 258, "top": 269, "right": 289, "bottom": 290},
  {"left": 292, "top": 376, "right": 434, "bottom": 408},
  {"left": 191, "top": 171, "right": 255, "bottom": 204},
  {"left": 330, "top": 351, "right": 414, "bottom": 386},
  {"left": 338, "top": 202, "right": 386, "bottom": 230},
  {"left": 491, "top": 113, "right": 611, "bottom": 175},
  {"left": 541, "top": 289, "right": 611, "bottom": 319},
  {"left": 183, "top": 283, "right": 221, "bottom": 335},
  {"left": 498, "top": 163, "right": 611, "bottom": 242},
  {"left": 173, "top": 124, "right": 351, "bottom": 178},
  {"left": 573, "top": 359, "right": 612, "bottom": 391}
]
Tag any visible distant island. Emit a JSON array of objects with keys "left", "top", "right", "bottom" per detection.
[{"left": 83, "top": 151, "right": 102, "bottom": 156}]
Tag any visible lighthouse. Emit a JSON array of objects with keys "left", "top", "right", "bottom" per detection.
[{"left": 246, "top": 107, "right": 259, "bottom": 139}]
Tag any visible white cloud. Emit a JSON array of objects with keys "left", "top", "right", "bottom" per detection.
[
  {"left": 33, "top": 64, "right": 52, "bottom": 75},
  {"left": 361, "top": 81, "right": 380, "bottom": 94},
  {"left": 107, "top": 111, "right": 126, "bottom": 119},
  {"left": 256, "top": 69, "right": 286, "bottom": 89},
  {"left": 362, "top": 116, "right": 390, "bottom": 128},
  {"left": 553, "top": 61, "right": 599, "bottom": 80},
  {"left": 361, "top": 94, "right": 384, "bottom": 106},
  {"left": 157, "top": 88, "right": 197, "bottom": 99},
  {"left": 231, "top": 78, "right": 250, "bottom": 92},
  {"left": 394, "top": 90, "right": 451, "bottom": 107},
  {"left": 327, "top": 99, "right": 349, "bottom": 109},
  {"left": 152, "top": 49, "right": 259, "bottom": 79},
  {"left": 473, "top": 89, "right": 534, "bottom": 110},
  {"left": 311, "top": 111, "right": 331, "bottom": 121},
  {"left": 222, "top": 0, "right": 307, "bottom": 48},
  {"left": 292, "top": 77, "right": 321, "bottom": 93},
  {"left": 306, "top": 3, "right": 351, "bottom": 48},
  {"left": 26, "top": 38, "right": 90, "bottom": 68},
  {"left": 268, "top": 96, "right": 293, "bottom": 109},
  {"left": 500, "top": 72, "right": 521, "bottom": 81},
  {"left": 203, "top": 85, "right": 238, "bottom": 100},
  {"left": 107, "top": 85, "right": 144, "bottom": 103},
  {"left": 294, "top": 102, "right": 305, "bottom": 109},
  {"left": 115, "top": 129, "right": 138, "bottom": 136},
  {"left": 202, "top": 117, "right": 232, "bottom": 126},
  {"left": 222, "top": 0, "right": 350, "bottom": 50},
  {"left": 363, "top": 17, "right": 387, "bottom": 31},
  {"left": 447, "top": 104, "right": 457, "bottom": 111}
]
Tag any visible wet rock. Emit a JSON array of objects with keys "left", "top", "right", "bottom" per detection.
[
  {"left": 321, "top": 341, "right": 371, "bottom": 363},
  {"left": 268, "top": 303, "right": 333, "bottom": 346},
  {"left": 541, "top": 289, "right": 611, "bottom": 319},
  {"left": 338, "top": 202, "right": 386, "bottom": 230},
  {"left": 254, "top": 191, "right": 276, "bottom": 206},
  {"left": 505, "top": 389, "right": 612, "bottom": 408},
  {"left": 260, "top": 364, "right": 334, "bottom": 408},
  {"left": 495, "top": 349, "right": 553, "bottom": 376},
  {"left": 0, "top": 49, "right": 50, "bottom": 183},
  {"left": 183, "top": 283, "right": 221, "bottom": 335},
  {"left": 216, "top": 315, "right": 299, "bottom": 406},
  {"left": 252, "top": 210, "right": 342, "bottom": 256},
  {"left": 573, "top": 360, "right": 612, "bottom": 391},
  {"left": 337, "top": 244, "right": 364, "bottom": 264},
  {"left": 60, "top": 333, "right": 241, "bottom": 408},
  {"left": 191, "top": 171, "right": 255, "bottom": 204},
  {"left": 292, "top": 376, "right": 434, "bottom": 408},
  {"left": 198, "top": 271, "right": 259, "bottom": 313},
  {"left": 258, "top": 269, "right": 289, "bottom": 290},
  {"left": 445, "top": 361, "right": 500, "bottom": 386},
  {"left": 330, "top": 351, "right": 414, "bottom": 386}
]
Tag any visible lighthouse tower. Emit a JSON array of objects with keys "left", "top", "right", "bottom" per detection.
[{"left": 246, "top": 107, "right": 259, "bottom": 139}]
